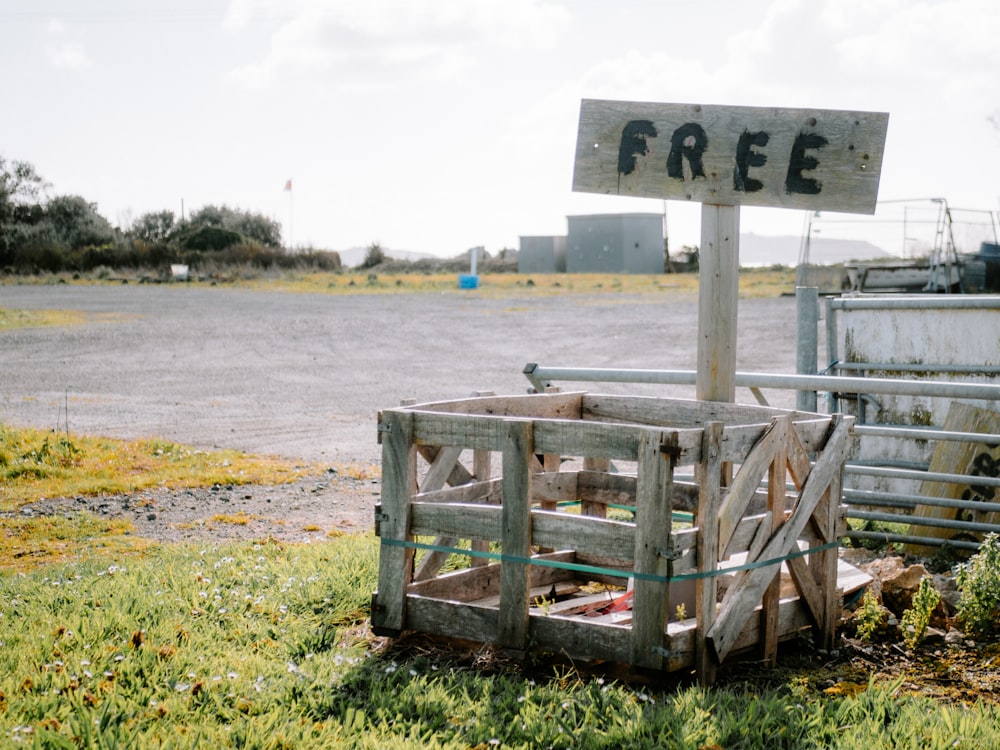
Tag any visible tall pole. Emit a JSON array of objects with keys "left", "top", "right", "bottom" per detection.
[
  {"left": 287, "top": 180, "right": 294, "bottom": 249},
  {"left": 696, "top": 204, "right": 740, "bottom": 403}
]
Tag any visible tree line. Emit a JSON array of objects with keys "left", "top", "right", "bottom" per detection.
[{"left": 0, "top": 156, "right": 340, "bottom": 275}]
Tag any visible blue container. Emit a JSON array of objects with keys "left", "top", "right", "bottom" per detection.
[{"left": 458, "top": 274, "right": 479, "bottom": 289}]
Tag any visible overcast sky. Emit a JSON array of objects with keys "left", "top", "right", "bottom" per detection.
[{"left": 3, "top": 0, "right": 999, "bottom": 258}]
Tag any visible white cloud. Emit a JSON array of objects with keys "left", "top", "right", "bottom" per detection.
[
  {"left": 47, "top": 41, "right": 92, "bottom": 69},
  {"left": 45, "top": 19, "right": 92, "bottom": 70},
  {"left": 224, "top": 0, "right": 571, "bottom": 89}
]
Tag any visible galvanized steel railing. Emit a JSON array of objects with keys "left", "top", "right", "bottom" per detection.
[{"left": 523, "top": 362, "right": 1000, "bottom": 553}]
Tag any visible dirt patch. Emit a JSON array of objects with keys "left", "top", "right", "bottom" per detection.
[{"left": 17, "top": 471, "right": 380, "bottom": 544}]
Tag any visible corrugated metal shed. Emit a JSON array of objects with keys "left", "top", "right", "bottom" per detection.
[
  {"left": 566, "top": 213, "right": 664, "bottom": 273},
  {"left": 518, "top": 236, "right": 567, "bottom": 273}
]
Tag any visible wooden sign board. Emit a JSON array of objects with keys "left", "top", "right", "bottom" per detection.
[{"left": 573, "top": 99, "right": 889, "bottom": 214}]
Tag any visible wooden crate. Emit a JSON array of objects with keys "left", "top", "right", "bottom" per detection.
[{"left": 371, "top": 392, "right": 855, "bottom": 684}]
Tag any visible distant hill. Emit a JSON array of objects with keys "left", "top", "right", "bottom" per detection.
[
  {"left": 336, "top": 234, "right": 891, "bottom": 270},
  {"left": 736, "top": 234, "right": 895, "bottom": 267}
]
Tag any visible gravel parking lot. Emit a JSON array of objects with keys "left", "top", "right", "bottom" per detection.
[
  {"left": 1, "top": 282, "right": 804, "bottom": 466},
  {"left": 2, "top": 282, "right": 812, "bottom": 539}
]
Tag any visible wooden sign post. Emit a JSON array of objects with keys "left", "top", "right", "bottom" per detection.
[{"left": 572, "top": 99, "right": 888, "bottom": 402}]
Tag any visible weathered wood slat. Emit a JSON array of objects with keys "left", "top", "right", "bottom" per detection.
[
  {"left": 408, "top": 562, "right": 503, "bottom": 602},
  {"left": 696, "top": 421, "right": 724, "bottom": 684},
  {"left": 420, "top": 446, "right": 464, "bottom": 493},
  {"left": 529, "top": 590, "right": 613, "bottom": 616},
  {"left": 408, "top": 551, "right": 577, "bottom": 602},
  {"left": 413, "top": 445, "right": 468, "bottom": 582},
  {"left": 581, "top": 457, "right": 612, "bottom": 517},
  {"left": 372, "top": 410, "right": 416, "bottom": 636},
  {"left": 407, "top": 596, "right": 499, "bottom": 644},
  {"left": 532, "top": 510, "right": 636, "bottom": 561},
  {"left": 471, "top": 448, "right": 493, "bottom": 566},
  {"left": 762, "top": 416, "right": 790, "bottom": 665},
  {"left": 578, "top": 469, "right": 636, "bottom": 504},
  {"left": 416, "top": 477, "right": 502, "bottom": 505},
  {"left": 409, "top": 411, "right": 668, "bottom": 461},
  {"left": 498, "top": 419, "right": 533, "bottom": 651},
  {"left": 707, "top": 416, "right": 853, "bottom": 662},
  {"left": 718, "top": 418, "right": 782, "bottom": 557},
  {"left": 734, "top": 597, "right": 814, "bottom": 654},
  {"left": 417, "top": 472, "right": 641, "bottom": 510},
  {"left": 582, "top": 394, "right": 797, "bottom": 429},
  {"left": 416, "top": 445, "right": 474, "bottom": 487},
  {"left": 637, "top": 507, "right": 797, "bottom": 584},
  {"left": 719, "top": 423, "right": 772, "bottom": 463},
  {"left": 532, "top": 420, "right": 647, "bottom": 461},
  {"left": 411, "top": 502, "right": 501, "bottom": 541},
  {"left": 785, "top": 551, "right": 825, "bottom": 631},
  {"left": 668, "top": 547, "right": 699, "bottom": 577},
  {"left": 721, "top": 419, "right": 836, "bottom": 463},
  {"left": 572, "top": 610, "right": 633, "bottom": 627},
  {"left": 630, "top": 430, "right": 676, "bottom": 669},
  {"left": 786, "top": 422, "right": 813, "bottom": 490},
  {"left": 411, "top": 504, "right": 641, "bottom": 571},
  {"left": 529, "top": 615, "right": 633, "bottom": 665},
  {"left": 403, "top": 391, "right": 584, "bottom": 419},
  {"left": 483, "top": 580, "right": 582, "bottom": 609},
  {"left": 573, "top": 99, "right": 887, "bottom": 213},
  {"left": 412, "top": 413, "right": 507, "bottom": 451},
  {"left": 573, "top": 552, "right": 634, "bottom": 585},
  {"left": 788, "top": 418, "right": 840, "bottom": 453},
  {"left": 532, "top": 471, "right": 579, "bottom": 506},
  {"left": 818, "top": 454, "right": 845, "bottom": 649}
]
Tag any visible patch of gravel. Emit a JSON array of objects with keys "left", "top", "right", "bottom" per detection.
[{"left": 17, "top": 470, "right": 380, "bottom": 544}]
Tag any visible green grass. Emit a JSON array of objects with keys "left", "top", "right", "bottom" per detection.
[
  {"left": 0, "top": 423, "right": 998, "bottom": 747},
  {"left": 0, "top": 426, "right": 313, "bottom": 509},
  {"left": 1, "top": 267, "right": 798, "bottom": 301},
  {"left": 2, "top": 538, "right": 998, "bottom": 749},
  {"left": 0, "top": 538, "right": 378, "bottom": 748},
  {"left": 0, "top": 308, "right": 87, "bottom": 331},
  {"left": 224, "top": 268, "right": 795, "bottom": 300},
  {"left": 0, "top": 424, "right": 318, "bottom": 572}
]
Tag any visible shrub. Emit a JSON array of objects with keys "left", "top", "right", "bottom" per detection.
[
  {"left": 900, "top": 576, "right": 940, "bottom": 649},
  {"left": 855, "top": 589, "right": 885, "bottom": 642},
  {"left": 359, "top": 242, "right": 386, "bottom": 269},
  {"left": 956, "top": 532, "right": 1000, "bottom": 636}
]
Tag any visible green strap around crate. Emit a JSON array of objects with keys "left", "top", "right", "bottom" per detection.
[{"left": 380, "top": 536, "right": 839, "bottom": 584}]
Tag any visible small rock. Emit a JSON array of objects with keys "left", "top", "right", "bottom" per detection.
[
  {"left": 945, "top": 628, "right": 964, "bottom": 645},
  {"left": 880, "top": 563, "right": 929, "bottom": 614},
  {"left": 932, "top": 573, "right": 961, "bottom": 611},
  {"left": 923, "top": 627, "right": 946, "bottom": 645}
]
